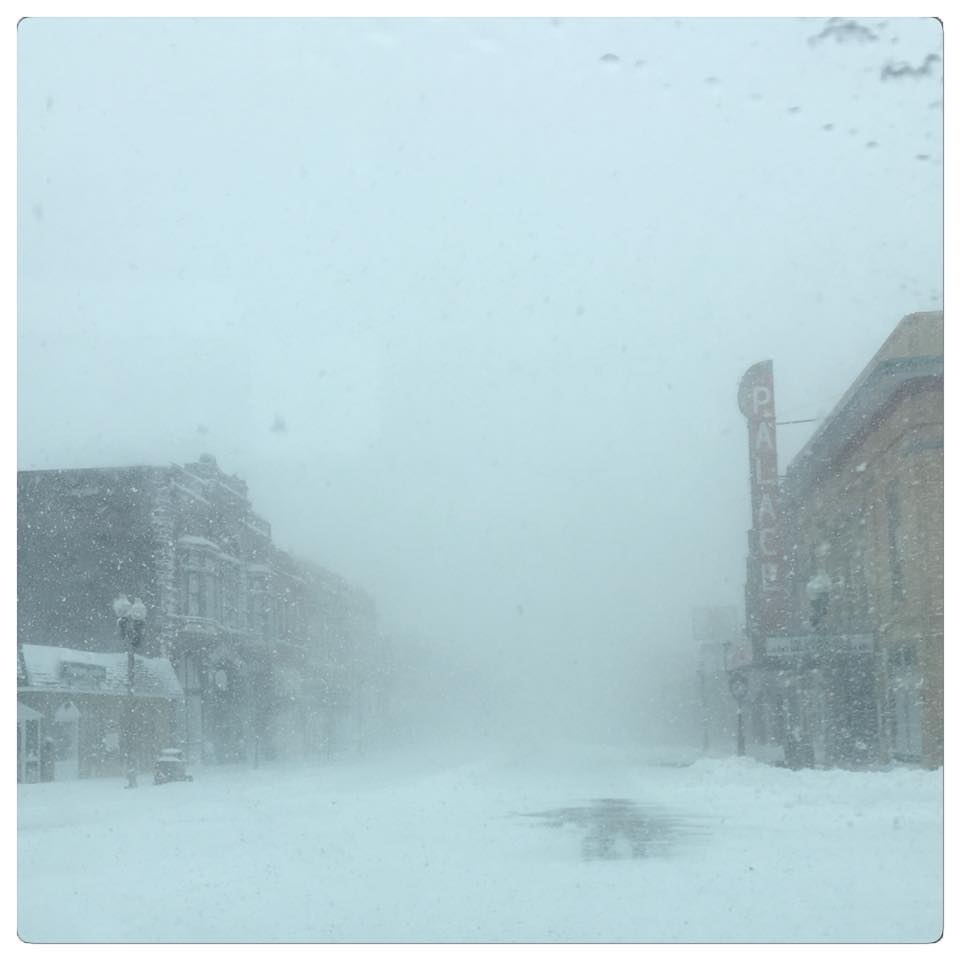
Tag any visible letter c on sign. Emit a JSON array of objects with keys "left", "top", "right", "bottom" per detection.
[{"left": 759, "top": 528, "right": 777, "bottom": 556}]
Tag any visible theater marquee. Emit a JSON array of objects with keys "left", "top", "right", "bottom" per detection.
[{"left": 738, "top": 359, "right": 785, "bottom": 646}]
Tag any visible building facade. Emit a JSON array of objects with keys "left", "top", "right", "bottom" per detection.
[
  {"left": 741, "top": 312, "right": 943, "bottom": 768},
  {"left": 17, "top": 644, "right": 183, "bottom": 781},
  {"left": 18, "top": 455, "right": 380, "bottom": 767}
]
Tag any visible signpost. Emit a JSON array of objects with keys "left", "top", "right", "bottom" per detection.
[{"left": 737, "top": 360, "right": 786, "bottom": 648}]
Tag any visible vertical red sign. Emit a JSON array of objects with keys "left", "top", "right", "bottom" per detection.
[{"left": 738, "top": 360, "right": 785, "bottom": 646}]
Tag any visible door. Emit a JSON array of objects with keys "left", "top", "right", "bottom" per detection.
[{"left": 53, "top": 701, "right": 81, "bottom": 780}]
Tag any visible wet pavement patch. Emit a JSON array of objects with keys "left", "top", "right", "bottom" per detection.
[{"left": 518, "top": 798, "right": 709, "bottom": 861}]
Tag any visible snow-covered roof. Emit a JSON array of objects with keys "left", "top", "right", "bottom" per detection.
[
  {"left": 212, "top": 477, "right": 248, "bottom": 501},
  {"left": 171, "top": 480, "right": 212, "bottom": 506},
  {"left": 19, "top": 644, "right": 184, "bottom": 700},
  {"left": 242, "top": 524, "right": 270, "bottom": 542},
  {"left": 178, "top": 534, "right": 222, "bottom": 550}
]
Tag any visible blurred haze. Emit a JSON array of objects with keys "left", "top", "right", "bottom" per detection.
[{"left": 18, "top": 17, "right": 943, "bottom": 753}]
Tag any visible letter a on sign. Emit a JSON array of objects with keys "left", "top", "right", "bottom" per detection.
[{"left": 755, "top": 420, "right": 776, "bottom": 452}]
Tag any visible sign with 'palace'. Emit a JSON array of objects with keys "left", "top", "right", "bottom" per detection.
[{"left": 738, "top": 359, "right": 785, "bottom": 639}]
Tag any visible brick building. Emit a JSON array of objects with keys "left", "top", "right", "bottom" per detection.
[
  {"left": 17, "top": 454, "right": 380, "bottom": 767},
  {"left": 745, "top": 311, "right": 943, "bottom": 768}
]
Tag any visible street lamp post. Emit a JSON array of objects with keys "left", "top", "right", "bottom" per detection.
[
  {"left": 728, "top": 670, "right": 749, "bottom": 757},
  {"left": 805, "top": 571, "right": 832, "bottom": 631},
  {"left": 697, "top": 664, "right": 710, "bottom": 754},
  {"left": 113, "top": 595, "right": 146, "bottom": 789},
  {"left": 806, "top": 561, "right": 834, "bottom": 767}
]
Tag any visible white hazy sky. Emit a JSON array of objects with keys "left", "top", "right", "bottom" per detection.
[{"left": 18, "top": 16, "right": 942, "bottom": 744}]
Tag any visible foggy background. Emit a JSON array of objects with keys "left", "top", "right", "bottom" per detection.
[{"left": 18, "top": 17, "right": 943, "bottom": 753}]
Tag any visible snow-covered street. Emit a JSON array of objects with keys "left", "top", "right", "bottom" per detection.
[{"left": 17, "top": 744, "right": 942, "bottom": 943}]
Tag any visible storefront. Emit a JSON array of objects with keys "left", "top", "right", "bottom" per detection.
[{"left": 18, "top": 644, "right": 184, "bottom": 780}]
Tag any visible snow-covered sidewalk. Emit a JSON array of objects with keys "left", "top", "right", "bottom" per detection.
[{"left": 17, "top": 744, "right": 942, "bottom": 942}]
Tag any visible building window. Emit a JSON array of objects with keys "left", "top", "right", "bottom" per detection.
[
  {"left": 261, "top": 599, "right": 272, "bottom": 641},
  {"left": 186, "top": 655, "right": 200, "bottom": 690},
  {"left": 247, "top": 574, "right": 270, "bottom": 640},
  {"left": 223, "top": 570, "right": 239, "bottom": 629},
  {"left": 180, "top": 544, "right": 223, "bottom": 622},
  {"left": 187, "top": 572, "right": 200, "bottom": 616},
  {"left": 202, "top": 573, "right": 217, "bottom": 618},
  {"left": 892, "top": 668, "right": 922, "bottom": 759},
  {"left": 290, "top": 600, "right": 302, "bottom": 642},
  {"left": 886, "top": 486, "right": 905, "bottom": 603}
]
